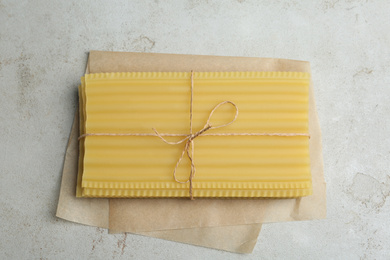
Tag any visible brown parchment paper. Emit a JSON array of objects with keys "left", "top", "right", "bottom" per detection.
[
  {"left": 137, "top": 224, "right": 261, "bottom": 253},
  {"left": 56, "top": 51, "right": 326, "bottom": 253}
]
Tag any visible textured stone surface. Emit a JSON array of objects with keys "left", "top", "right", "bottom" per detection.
[{"left": 0, "top": 0, "right": 389, "bottom": 259}]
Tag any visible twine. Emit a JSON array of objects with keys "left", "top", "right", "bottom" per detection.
[{"left": 79, "top": 71, "right": 310, "bottom": 199}]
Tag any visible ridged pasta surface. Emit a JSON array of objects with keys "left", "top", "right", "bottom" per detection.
[{"left": 77, "top": 72, "right": 312, "bottom": 198}]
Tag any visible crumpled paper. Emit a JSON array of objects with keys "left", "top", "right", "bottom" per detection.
[{"left": 56, "top": 51, "right": 326, "bottom": 253}]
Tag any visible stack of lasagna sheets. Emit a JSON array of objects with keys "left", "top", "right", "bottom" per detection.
[{"left": 77, "top": 71, "right": 312, "bottom": 198}]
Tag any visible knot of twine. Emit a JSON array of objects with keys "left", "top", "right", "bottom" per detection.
[
  {"left": 152, "top": 100, "right": 238, "bottom": 200},
  {"left": 79, "top": 71, "right": 310, "bottom": 200}
]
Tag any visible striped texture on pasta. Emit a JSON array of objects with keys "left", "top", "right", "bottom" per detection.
[{"left": 77, "top": 72, "right": 312, "bottom": 198}]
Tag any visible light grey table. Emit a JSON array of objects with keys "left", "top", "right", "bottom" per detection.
[{"left": 1, "top": 1, "right": 389, "bottom": 259}]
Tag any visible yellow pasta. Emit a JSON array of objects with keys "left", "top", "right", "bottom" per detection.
[{"left": 77, "top": 72, "right": 312, "bottom": 198}]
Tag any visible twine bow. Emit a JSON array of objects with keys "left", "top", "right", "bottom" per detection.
[{"left": 153, "top": 99, "right": 239, "bottom": 200}]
